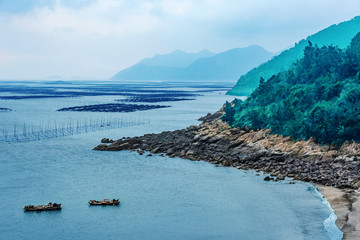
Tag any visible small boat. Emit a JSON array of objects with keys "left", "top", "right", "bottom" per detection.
[
  {"left": 24, "top": 202, "right": 62, "bottom": 211},
  {"left": 88, "top": 199, "right": 120, "bottom": 206}
]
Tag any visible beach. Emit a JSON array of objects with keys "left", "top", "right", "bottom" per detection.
[{"left": 319, "top": 186, "right": 360, "bottom": 239}]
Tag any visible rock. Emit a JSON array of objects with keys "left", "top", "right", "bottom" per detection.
[
  {"left": 151, "top": 147, "right": 162, "bottom": 154},
  {"left": 193, "top": 135, "right": 201, "bottom": 141},
  {"left": 166, "top": 148, "right": 174, "bottom": 155},
  {"left": 354, "top": 181, "right": 360, "bottom": 189},
  {"left": 222, "top": 159, "right": 231, "bottom": 166},
  {"left": 252, "top": 131, "right": 265, "bottom": 142},
  {"left": 101, "top": 138, "right": 113, "bottom": 143},
  {"left": 264, "top": 176, "right": 271, "bottom": 181},
  {"left": 116, "top": 143, "right": 130, "bottom": 150},
  {"left": 186, "top": 150, "right": 195, "bottom": 156},
  {"left": 179, "top": 150, "right": 186, "bottom": 156},
  {"left": 93, "top": 144, "right": 108, "bottom": 151},
  {"left": 208, "top": 135, "right": 223, "bottom": 143}
]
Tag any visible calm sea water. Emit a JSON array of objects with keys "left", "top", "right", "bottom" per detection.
[{"left": 0, "top": 81, "right": 342, "bottom": 240}]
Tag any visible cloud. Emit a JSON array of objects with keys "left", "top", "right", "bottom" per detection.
[
  {"left": 0, "top": 0, "right": 359, "bottom": 79},
  {"left": 3, "top": 0, "right": 162, "bottom": 37}
]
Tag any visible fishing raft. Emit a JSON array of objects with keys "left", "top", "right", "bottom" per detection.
[
  {"left": 24, "top": 202, "right": 62, "bottom": 211},
  {"left": 88, "top": 199, "right": 120, "bottom": 206}
]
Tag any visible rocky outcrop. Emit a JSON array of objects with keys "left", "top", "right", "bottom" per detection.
[
  {"left": 101, "top": 138, "right": 114, "bottom": 143},
  {"left": 94, "top": 110, "right": 360, "bottom": 189}
]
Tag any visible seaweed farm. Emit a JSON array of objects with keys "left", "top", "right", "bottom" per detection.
[
  {"left": 57, "top": 103, "right": 170, "bottom": 112},
  {"left": 119, "top": 96, "right": 194, "bottom": 102},
  {"left": 0, "top": 82, "right": 212, "bottom": 100},
  {"left": 0, "top": 95, "right": 72, "bottom": 100},
  {"left": 0, "top": 117, "right": 149, "bottom": 143},
  {"left": 116, "top": 93, "right": 197, "bottom": 103},
  {"left": 0, "top": 81, "right": 231, "bottom": 143}
]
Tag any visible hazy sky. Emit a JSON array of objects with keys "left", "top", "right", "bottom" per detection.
[{"left": 0, "top": 0, "right": 359, "bottom": 80}]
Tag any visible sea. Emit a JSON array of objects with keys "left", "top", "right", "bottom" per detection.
[{"left": 0, "top": 81, "right": 343, "bottom": 240}]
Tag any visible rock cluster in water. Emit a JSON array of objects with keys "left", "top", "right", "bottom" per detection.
[{"left": 94, "top": 110, "right": 360, "bottom": 189}]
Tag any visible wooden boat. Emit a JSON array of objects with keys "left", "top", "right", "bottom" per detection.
[
  {"left": 88, "top": 199, "right": 120, "bottom": 206},
  {"left": 24, "top": 202, "right": 62, "bottom": 211}
]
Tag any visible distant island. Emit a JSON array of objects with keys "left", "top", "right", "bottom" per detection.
[
  {"left": 110, "top": 46, "right": 274, "bottom": 81},
  {"left": 228, "top": 16, "right": 360, "bottom": 96}
]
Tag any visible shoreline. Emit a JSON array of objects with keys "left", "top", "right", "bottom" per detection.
[
  {"left": 318, "top": 186, "right": 360, "bottom": 239},
  {"left": 94, "top": 110, "right": 360, "bottom": 238}
]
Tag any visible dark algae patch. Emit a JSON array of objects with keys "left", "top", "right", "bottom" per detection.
[
  {"left": 0, "top": 84, "right": 203, "bottom": 100},
  {"left": 0, "top": 95, "right": 72, "bottom": 100},
  {"left": 116, "top": 92, "right": 199, "bottom": 103},
  {"left": 223, "top": 32, "right": 360, "bottom": 145},
  {"left": 57, "top": 103, "right": 170, "bottom": 112},
  {"left": 118, "top": 96, "right": 195, "bottom": 102},
  {"left": 116, "top": 92, "right": 200, "bottom": 102}
]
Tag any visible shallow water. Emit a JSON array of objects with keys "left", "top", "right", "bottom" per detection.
[{"left": 0, "top": 81, "right": 342, "bottom": 240}]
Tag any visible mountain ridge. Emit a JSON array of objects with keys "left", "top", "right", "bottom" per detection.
[{"left": 110, "top": 45, "right": 274, "bottom": 81}]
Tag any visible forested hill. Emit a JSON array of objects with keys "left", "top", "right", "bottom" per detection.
[
  {"left": 227, "top": 16, "right": 360, "bottom": 96},
  {"left": 222, "top": 32, "right": 360, "bottom": 145}
]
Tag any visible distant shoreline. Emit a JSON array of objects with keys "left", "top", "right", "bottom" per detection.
[{"left": 94, "top": 109, "right": 360, "bottom": 238}]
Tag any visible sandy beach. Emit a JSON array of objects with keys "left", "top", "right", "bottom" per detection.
[{"left": 318, "top": 186, "right": 360, "bottom": 239}]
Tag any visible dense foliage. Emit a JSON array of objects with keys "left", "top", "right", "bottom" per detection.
[
  {"left": 227, "top": 16, "right": 360, "bottom": 96},
  {"left": 223, "top": 32, "right": 360, "bottom": 145}
]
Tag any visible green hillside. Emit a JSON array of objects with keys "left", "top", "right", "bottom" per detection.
[
  {"left": 227, "top": 16, "right": 360, "bottom": 96},
  {"left": 222, "top": 32, "right": 360, "bottom": 145}
]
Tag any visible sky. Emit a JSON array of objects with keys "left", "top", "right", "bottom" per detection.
[{"left": 0, "top": 0, "right": 359, "bottom": 80}]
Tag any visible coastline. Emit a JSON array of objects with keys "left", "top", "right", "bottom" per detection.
[
  {"left": 318, "top": 186, "right": 360, "bottom": 239},
  {"left": 94, "top": 109, "right": 360, "bottom": 238}
]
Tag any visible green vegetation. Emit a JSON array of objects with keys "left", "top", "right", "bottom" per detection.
[
  {"left": 227, "top": 16, "right": 360, "bottom": 96},
  {"left": 223, "top": 32, "right": 360, "bottom": 145}
]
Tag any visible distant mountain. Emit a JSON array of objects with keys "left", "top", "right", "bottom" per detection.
[
  {"left": 139, "top": 49, "right": 214, "bottom": 68},
  {"left": 110, "top": 46, "right": 274, "bottom": 81},
  {"left": 227, "top": 16, "right": 360, "bottom": 96},
  {"left": 182, "top": 46, "right": 274, "bottom": 80}
]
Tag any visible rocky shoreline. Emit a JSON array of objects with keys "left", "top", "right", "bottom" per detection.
[{"left": 94, "top": 109, "right": 360, "bottom": 238}]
